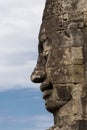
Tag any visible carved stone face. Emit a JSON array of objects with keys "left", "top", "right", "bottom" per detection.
[
  {"left": 31, "top": 19, "right": 84, "bottom": 112},
  {"left": 30, "top": 25, "right": 74, "bottom": 113},
  {"left": 31, "top": 0, "right": 85, "bottom": 113},
  {"left": 30, "top": 1, "right": 87, "bottom": 129}
]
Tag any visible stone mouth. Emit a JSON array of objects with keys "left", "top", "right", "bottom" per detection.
[
  {"left": 40, "top": 82, "right": 53, "bottom": 100},
  {"left": 40, "top": 82, "right": 53, "bottom": 92},
  {"left": 43, "top": 90, "right": 51, "bottom": 100}
]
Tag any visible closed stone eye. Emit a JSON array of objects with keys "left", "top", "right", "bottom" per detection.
[{"left": 43, "top": 51, "right": 49, "bottom": 65}]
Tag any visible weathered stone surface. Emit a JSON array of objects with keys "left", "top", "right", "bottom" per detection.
[
  {"left": 47, "top": 47, "right": 83, "bottom": 67},
  {"left": 47, "top": 121, "right": 87, "bottom": 130},
  {"left": 31, "top": 0, "right": 87, "bottom": 130},
  {"left": 46, "top": 65, "right": 84, "bottom": 83}
]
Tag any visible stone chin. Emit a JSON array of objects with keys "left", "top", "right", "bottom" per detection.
[{"left": 45, "top": 99, "right": 68, "bottom": 113}]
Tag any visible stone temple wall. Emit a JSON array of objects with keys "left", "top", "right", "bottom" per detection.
[{"left": 31, "top": 0, "right": 87, "bottom": 130}]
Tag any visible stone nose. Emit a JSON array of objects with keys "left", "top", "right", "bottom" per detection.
[{"left": 31, "top": 67, "right": 46, "bottom": 83}]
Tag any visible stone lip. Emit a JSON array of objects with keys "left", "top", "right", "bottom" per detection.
[
  {"left": 43, "top": 90, "right": 51, "bottom": 100},
  {"left": 40, "top": 82, "right": 53, "bottom": 92}
]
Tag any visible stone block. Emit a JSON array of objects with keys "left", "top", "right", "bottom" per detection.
[
  {"left": 46, "top": 65, "right": 84, "bottom": 84},
  {"left": 47, "top": 47, "right": 83, "bottom": 67}
]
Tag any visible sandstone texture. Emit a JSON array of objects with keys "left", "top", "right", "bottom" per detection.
[{"left": 31, "top": 0, "right": 87, "bottom": 130}]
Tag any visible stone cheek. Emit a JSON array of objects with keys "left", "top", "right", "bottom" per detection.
[
  {"left": 46, "top": 47, "right": 84, "bottom": 67},
  {"left": 46, "top": 65, "right": 84, "bottom": 84}
]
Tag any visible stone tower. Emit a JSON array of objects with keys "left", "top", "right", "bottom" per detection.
[{"left": 31, "top": 0, "right": 87, "bottom": 129}]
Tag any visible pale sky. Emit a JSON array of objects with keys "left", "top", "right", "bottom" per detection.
[{"left": 0, "top": 0, "right": 46, "bottom": 91}]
